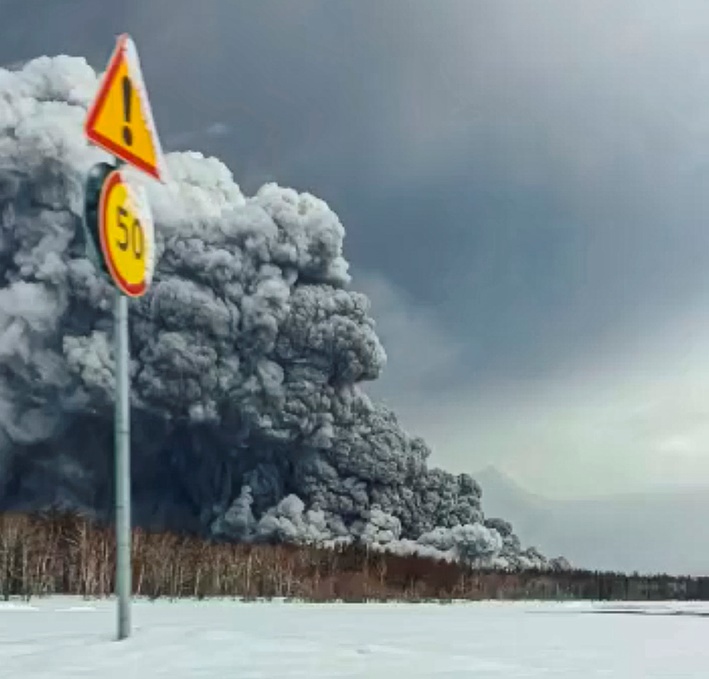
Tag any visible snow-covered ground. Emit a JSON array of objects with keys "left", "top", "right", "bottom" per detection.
[{"left": 1, "top": 597, "right": 707, "bottom": 677}]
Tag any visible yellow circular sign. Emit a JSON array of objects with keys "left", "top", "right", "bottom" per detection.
[{"left": 99, "top": 169, "right": 155, "bottom": 297}]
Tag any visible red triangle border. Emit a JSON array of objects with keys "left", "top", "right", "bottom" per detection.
[{"left": 84, "top": 34, "right": 163, "bottom": 182}]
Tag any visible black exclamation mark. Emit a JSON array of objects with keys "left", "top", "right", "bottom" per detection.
[{"left": 122, "top": 76, "right": 133, "bottom": 146}]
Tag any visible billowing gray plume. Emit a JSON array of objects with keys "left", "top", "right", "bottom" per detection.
[{"left": 0, "top": 55, "right": 566, "bottom": 570}]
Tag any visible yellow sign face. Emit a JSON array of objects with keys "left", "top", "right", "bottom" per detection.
[
  {"left": 85, "top": 34, "right": 166, "bottom": 182},
  {"left": 99, "top": 169, "right": 155, "bottom": 297}
]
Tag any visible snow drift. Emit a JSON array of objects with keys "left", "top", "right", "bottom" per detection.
[{"left": 0, "top": 54, "right": 563, "bottom": 570}]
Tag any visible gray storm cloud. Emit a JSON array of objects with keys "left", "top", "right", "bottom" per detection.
[{"left": 0, "top": 54, "right": 564, "bottom": 570}]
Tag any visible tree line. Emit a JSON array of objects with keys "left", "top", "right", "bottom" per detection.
[{"left": 2, "top": 511, "right": 707, "bottom": 602}]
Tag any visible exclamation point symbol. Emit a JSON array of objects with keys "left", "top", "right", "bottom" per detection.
[{"left": 122, "top": 76, "right": 133, "bottom": 146}]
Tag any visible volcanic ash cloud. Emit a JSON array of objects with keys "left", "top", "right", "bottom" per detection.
[{"left": 0, "top": 55, "right": 566, "bottom": 570}]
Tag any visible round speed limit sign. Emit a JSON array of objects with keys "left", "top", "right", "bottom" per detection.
[{"left": 98, "top": 169, "right": 155, "bottom": 297}]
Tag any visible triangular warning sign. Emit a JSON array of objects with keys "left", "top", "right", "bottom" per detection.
[{"left": 85, "top": 34, "right": 167, "bottom": 182}]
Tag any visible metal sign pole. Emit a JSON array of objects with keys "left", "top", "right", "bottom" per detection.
[
  {"left": 84, "top": 34, "right": 163, "bottom": 641},
  {"left": 114, "top": 290, "right": 131, "bottom": 640}
]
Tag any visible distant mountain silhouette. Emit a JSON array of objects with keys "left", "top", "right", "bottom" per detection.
[{"left": 476, "top": 466, "right": 709, "bottom": 576}]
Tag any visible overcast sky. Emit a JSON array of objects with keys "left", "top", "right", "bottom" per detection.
[{"left": 4, "top": 0, "right": 709, "bottom": 498}]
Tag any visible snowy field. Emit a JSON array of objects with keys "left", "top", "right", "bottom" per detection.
[{"left": 1, "top": 598, "right": 708, "bottom": 678}]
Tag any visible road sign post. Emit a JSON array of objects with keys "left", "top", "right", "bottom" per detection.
[
  {"left": 83, "top": 33, "right": 165, "bottom": 641},
  {"left": 114, "top": 289, "right": 131, "bottom": 640}
]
